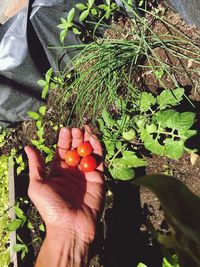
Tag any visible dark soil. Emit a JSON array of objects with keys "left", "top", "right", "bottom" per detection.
[{"left": 2, "top": 2, "right": 200, "bottom": 267}]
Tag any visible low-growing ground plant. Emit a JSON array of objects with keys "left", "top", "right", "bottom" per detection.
[
  {"left": 98, "top": 88, "right": 196, "bottom": 180},
  {"left": 0, "top": 154, "right": 10, "bottom": 266}
]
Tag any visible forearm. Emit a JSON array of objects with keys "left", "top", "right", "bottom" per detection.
[{"left": 35, "top": 229, "right": 90, "bottom": 267}]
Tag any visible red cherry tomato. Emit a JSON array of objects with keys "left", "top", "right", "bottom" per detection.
[
  {"left": 80, "top": 155, "right": 97, "bottom": 172},
  {"left": 65, "top": 150, "right": 80, "bottom": 166},
  {"left": 77, "top": 142, "right": 93, "bottom": 157}
]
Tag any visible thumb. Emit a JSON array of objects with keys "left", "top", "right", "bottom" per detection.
[{"left": 24, "top": 146, "right": 46, "bottom": 184}]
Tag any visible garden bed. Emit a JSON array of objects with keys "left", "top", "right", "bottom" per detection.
[{"left": 1, "top": 1, "right": 200, "bottom": 267}]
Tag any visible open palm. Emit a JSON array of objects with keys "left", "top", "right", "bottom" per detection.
[{"left": 25, "top": 126, "right": 104, "bottom": 243}]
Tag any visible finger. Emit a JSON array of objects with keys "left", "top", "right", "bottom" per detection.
[
  {"left": 71, "top": 128, "right": 83, "bottom": 148},
  {"left": 84, "top": 125, "right": 102, "bottom": 157},
  {"left": 84, "top": 125, "right": 103, "bottom": 171},
  {"left": 54, "top": 128, "right": 72, "bottom": 161},
  {"left": 24, "top": 146, "right": 46, "bottom": 183}
]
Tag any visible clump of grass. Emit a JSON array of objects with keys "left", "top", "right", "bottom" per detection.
[{"left": 55, "top": 1, "right": 200, "bottom": 124}]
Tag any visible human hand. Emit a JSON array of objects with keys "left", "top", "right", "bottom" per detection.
[{"left": 25, "top": 126, "right": 104, "bottom": 244}]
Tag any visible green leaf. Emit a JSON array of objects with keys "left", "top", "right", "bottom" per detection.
[
  {"left": 102, "top": 109, "right": 115, "bottom": 127},
  {"left": 146, "top": 124, "right": 157, "bottom": 133},
  {"left": 27, "top": 111, "right": 40, "bottom": 120},
  {"left": 79, "top": 9, "right": 90, "bottom": 21},
  {"left": 76, "top": 3, "right": 87, "bottom": 10},
  {"left": 91, "top": 8, "right": 97, "bottom": 15},
  {"left": 177, "top": 112, "right": 195, "bottom": 130},
  {"left": 138, "top": 92, "right": 156, "bottom": 112},
  {"left": 72, "top": 27, "right": 81, "bottom": 35},
  {"left": 154, "top": 68, "right": 164, "bottom": 79},
  {"left": 164, "top": 139, "right": 184, "bottom": 160},
  {"left": 27, "top": 221, "right": 34, "bottom": 230},
  {"left": 122, "top": 151, "right": 147, "bottom": 168},
  {"left": 39, "top": 106, "right": 46, "bottom": 116},
  {"left": 8, "top": 219, "right": 22, "bottom": 231},
  {"left": 14, "top": 206, "right": 26, "bottom": 221},
  {"left": 155, "top": 109, "right": 177, "bottom": 128},
  {"left": 104, "top": 140, "right": 115, "bottom": 156},
  {"left": 106, "top": 0, "right": 111, "bottom": 5},
  {"left": 88, "top": 0, "right": 95, "bottom": 7},
  {"left": 37, "top": 79, "right": 46, "bottom": 87},
  {"left": 144, "top": 137, "right": 165, "bottom": 156},
  {"left": 45, "top": 68, "right": 53, "bottom": 82},
  {"left": 39, "top": 223, "right": 45, "bottom": 232},
  {"left": 13, "top": 244, "right": 24, "bottom": 252},
  {"left": 137, "top": 263, "right": 148, "bottom": 267},
  {"left": 42, "top": 85, "right": 49, "bottom": 99},
  {"left": 36, "top": 120, "right": 42, "bottom": 130},
  {"left": 60, "top": 30, "right": 67, "bottom": 44},
  {"left": 67, "top": 8, "right": 75, "bottom": 23},
  {"left": 157, "top": 88, "right": 184, "bottom": 110},
  {"left": 109, "top": 162, "right": 134, "bottom": 181}
]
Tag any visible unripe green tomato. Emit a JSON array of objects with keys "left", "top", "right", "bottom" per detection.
[{"left": 122, "top": 129, "right": 136, "bottom": 141}]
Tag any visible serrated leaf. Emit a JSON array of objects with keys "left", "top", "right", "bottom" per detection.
[
  {"left": 122, "top": 151, "right": 147, "bottom": 168},
  {"left": 155, "top": 109, "right": 177, "bottom": 128},
  {"left": 109, "top": 165, "right": 134, "bottom": 180},
  {"left": 76, "top": 3, "right": 87, "bottom": 10},
  {"left": 37, "top": 79, "right": 46, "bottom": 87},
  {"left": 72, "top": 27, "right": 81, "bottom": 35},
  {"left": 157, "top": 88, "right": 184, "bottom": 110},
  {"left": 144, "top": 136, "right": 165, "bottom": 156},
  {"left": 164, "top": 139, "right": 184, "bottom": 160},
  {"left": 67, "top": 8, "right": 75, "bottom": 23},
  {"left": 8, "top": 219, "right": 22, "bottom": 231},
  {"left": 79, "top": 9, "right": 90, "bottom": 21},
  {"left": 146, "top": 123, "right": 157, "bottom": 133},
  {"left": 177, "top": 112, "right": 195, "bottom": 130},
  {"left": 102, "top": 109, "right": 115, "bottom": 127},
  {"left": 138, "top": 92, "right": 156, "bottom": 112},
  {"left": 104, "top": 140, "right": 115, "bottom": 155},
  {"left": 140, "top": 129, "right": 151, "bottom": 142},
  {"left": 27, "top": 111, "right": 40, "bottom": 120},
  {"left": 39, "top": 106, "right": 46, "bottom": 116}
]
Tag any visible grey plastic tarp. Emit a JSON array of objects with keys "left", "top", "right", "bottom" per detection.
[
  {"left": 0, "top": 0, "right": 200, "bottom": 127},
  {"left": 0, "top": 0, "right": 82, "bottom": 127}
]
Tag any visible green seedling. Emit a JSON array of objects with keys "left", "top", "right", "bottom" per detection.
[
  {"left": 58, "top": 8, "right": 81, "bottom": 44},
  {"left": 37, "top": 68, "right": 56, "bottom": 99},
  {"left": 28, "top": 106, "right": 55, "bottom": 163},
  {"left": 13, "top": 235, "right": 29, "bottom": 260},
  {"left": 98, "top": 0, "right": 117, "bottom": 19},
  {"left": 76, "top": 0, "right": 97, "bottom": 21}
]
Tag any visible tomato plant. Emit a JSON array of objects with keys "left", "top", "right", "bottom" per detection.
[
  {"left": 80, "top": 155, "right": 97, "bottom": 172},
  {"left": 65, "top": 150, "right": 81, "bottom": 166},
  {"left": 77, "top": 142, "right": 93, "bottom": 157}
]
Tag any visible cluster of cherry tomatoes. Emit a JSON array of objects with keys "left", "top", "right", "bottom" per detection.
[{"left": 65, "top": 142, "right": 97, "bottom": 172}]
